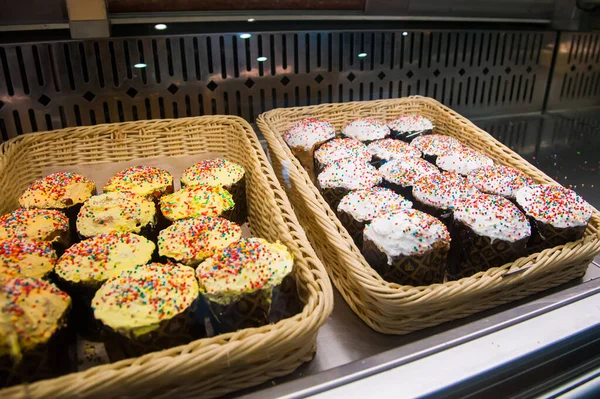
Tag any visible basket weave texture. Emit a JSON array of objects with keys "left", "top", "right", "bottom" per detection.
[
  {"left": 257, "top": 96, "right": 600, "bottom": 335},
  {"left": 0, "top": 116, "right": 333, "bottom": 398}
]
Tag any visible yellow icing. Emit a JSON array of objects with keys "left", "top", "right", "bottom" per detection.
[
  {"left": 159, "top": 186, "right": 234, "bottom": 222},
  {"left": 0, "top": 238, "right": 56, "bottom": 280},
  {"left": 76, "top": 192, "right": 156, "bottom": 238},
  {"left": 180, "top": 159, "right": 245, "bottom": 188},
  {"left": 103, "top": 166, "right": 173, "bottom": 198},
  {"left": 19, "top": 173, "right": 95, "bottom": 209},
  {"left": 56, "top": 232, "right": 155, "bottom": 284},
  {"left": 92, "top": 263, "right": 198, "bottom": 336},
  {"left": 0, "top": 278, "right": 70, "bottom": 356},
  {"left": 0, "top": 208, "right": 69, "bottom": 243}
]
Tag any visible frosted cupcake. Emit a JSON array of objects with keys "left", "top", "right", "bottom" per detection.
[
  {"left": 436, "top": 147, "right": 494, "bottom": 176},
  {"left": 366, "top": 138, "right": 422, "bottom": 167},
  {"left": 342, "top": 118, "right": 390, "bottom": 143},
  {"left": 0, "top": 208, "right": 70, "bottom": 252},
  {"left": 468, "top": 164, "right": 535, "bottom": 199},
  {"left": 0, "top": 238, "right": 56, "bottom": 280},
  {"left": 387, "top": 115, "right": 434, "bottom": 142},
  {"left": 283, "top": 118, "right": 336, "bottom": 176},
  {"left": 313, "top": 137, "right": 371, "bottom": 177},
  {"left": 317, "top": 159, "right": 382, "bottom": 210},
  {"left": 379, "top": 157, "right": 440, "bottom": 201},
  {"left": 410, "top": 134, "right": 464, "bottom": 164}
]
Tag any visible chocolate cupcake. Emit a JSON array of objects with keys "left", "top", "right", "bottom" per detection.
[
  {"left": 181, "top": 159, "right": 247, "bottom": 224},
  {"left": 410, "top": 134, "right": 464, "bottom": 164},
  {"left": 468, "top": 164, "right": 535, "bottom": 199},
  {"left": 342, "top": 118, "right": 390, "bottom": 143},
  {"left": 317, "top": 159, "right": 382, "bottom": 211},
  {"left": 366, "top": 138, "right": 422, "bottom": 168},
  {"left": 93, "top": 263, "right": 203, "bottom": 358},
  {"left": 196, "top": 237, "right": 294, "bottom": 334},
  {"left": 283, "top": 118, "right": 336, "bottom": 176},
  {"left": 515, "top": 184, "right": 593, "bottom": 253},
  {"left": 379, "top": 157, "right": 440, "bottom": 201},
  {"left": 313, "top": 137, "right": 371, "bottom": 178},
  {"left": 448, "top": 194, "right": 531, "bottom": 279},
  {"left": 157, "top": 216, "right": 242, "bottom": 267},
  {"left": 337, "top": 187, "right": 412, "bottom": 248},
  {"left": 436, "top": 147, "right": 494, "bottom": 176},
  {"left": 76, "top": 192, "right": 157, "bottom": 240},
  {"left": 412, "top": 171, "right": 480, "bottom": 227},
  {"left": 0, "top": 208, "right": 70, "bottom": 252},
  {"left": 159, "top": 185, "right": 234, "bottom": 223},
  {"left": 0, "top": 278, "right": 71, "bottom": 387},
  {"left": 19, "top": 172, "right": 96, "bottom": 235},
  {"left": 362, "top": 209, "right": 451, "bottom": 286},
  {"left": 387, "top": 115, "right": 434, "bottom": 142},
  {"left": 55, "top": 232, "right": 155, "bottom": 337},
  {"left": 0, "top": 238, "right": 56, "bottom": 280}
]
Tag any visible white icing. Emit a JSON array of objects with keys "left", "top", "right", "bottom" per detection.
[
  {"left": 515, "top": 184, "right": 593, "bottom": 228},
  {"left": 454, "top": 194, "right": 531, "bottom": 242},
  {"left": 283, "top": 118, "right": 336, "bottom": 150},
  {"left": 379, "top": 158, "right": 440, "bottom": 187},
  {"left": 314, "top": 138, "right": 371, "bottom": 167},
  {"left": 337, "top": 187, "right": 412, "bottom": 222},
  {"left": 468, "top": 164, "right": 535, "bottom": 198},
  {"left": 411, "top": 134, "right": 463, "bottom": 156},
  {"left": 317, "top": 160, "right": 382, "bottom": 190},
  {"left": 342, "top": 118, "right": 390, "bottom": 142},
  {"left": 412, "top": 172, "right": 479, "bottom": 210},
  {"left": 364, "top": 210, "right": 450, "bottom": 264},
  {"left": 388, "top": 115, "right": 434, "bottom": 133},
  {"left": 436, "top": 149, "right": 494, "bottom": 175},
  {"left": 366, "top": 139, "right": 422, "bottom": 161}
]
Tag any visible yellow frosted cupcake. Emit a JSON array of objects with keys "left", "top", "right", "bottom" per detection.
[
  {"left": 0, "top": 208, "right": 70, "bottom": 251},
  {"left": 0, "top": 238, "right": 56, "bottom": 280},
  {"left": 159, "top": 185, "right": 234, "bottom": 222},
  {"left": 104, "top": 165, "right": 174, "bottom": 200}
]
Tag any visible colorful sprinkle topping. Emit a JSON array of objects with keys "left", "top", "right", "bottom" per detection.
[
  {"left": 314, "top": 138, "right": 371, "bottom": 167},
  {"left": 468, "top": 164, "right": 535, "bottom": 198},
  {"left": 0, "top": 238, "right": 56, "bottom": 279},
  {"left": 0, "top": 208, "right": 69, "bottom": 241},
  {"left": 160, "top": 185, "right": 234, "bottom": 222},
  {"left": 515, "top": 184, "right": 593, "bottom": 228},
  {"left": 104, "top": 166, "right": 173, "bottom": 198},
  {"left": 342, "top": 118, "right": 390, "bottom": 142},
  {"left": 412, "top": 171, "right": 480, "bottom": 210},
  {"left": 367, "top": 139, "right": 422, "bottom": 161},
  {"left": 158, "top": 216, "right": 242, "bottom": 265},
  {"left": 338, "top": 187, "right": 413, "bottom": 222},
  {"left": 436, "top": 147, "right": 494, "bottom": 175},
  {"left": 283, "top": 118, "right": 336, "bottom": 150},
  {"left": 454, "top": 194, "right": 531, "bottom": 242},
  {"left": 379, "top": 157, "right": 440, "bottom": 187},
  {"left": 388, "top": 115, "right": 434, "bottom": 133},
  {"left": 19, "top": 172, "right": 95, "bottom": 209},
  {"left": 181, "top": 159, "right": 245, "bottom": 188},
  {"left": 410, "top": 134, "right": 463, "bottom": 156},
  {"left": 318, "top": 159, "right": 382, "bottom": 190}
]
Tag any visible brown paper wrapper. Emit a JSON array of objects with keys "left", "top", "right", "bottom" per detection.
[
  {"left": 363, "top": 237, "right": 449, "bottom": 286},
  {"left": 205, "top": 288, "right": 273, "bottom": 334},
  {"left": 55, "top": 277, "right": 104, "bottom": 340},
  {"left": 319, "top": 187, "right": 350, "bottom": 212},
  {"left": 221, "top": 176, "right": 248, "bottom": 225},
  {"left": 447, "top": 221, "right": 529, "bottom": 280},
  {"left": 390, "top": 128, "right": 432, "bottom": 143},
  {"left": 525, "top": 217, "right": 588, "bottom": 255},
  {"left": 268, "top": 274, "right": 304, "bottom": 323},
  {"left": 337, "top": 209, "right": 367, "bottom": 248}
]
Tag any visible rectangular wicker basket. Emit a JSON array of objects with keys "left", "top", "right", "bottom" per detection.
[
  {"left": 0, "top": 116, "right": 333, "bottom": 398},
  {"left": 257, "top": 96, "right": 600, "bottom": 335}
]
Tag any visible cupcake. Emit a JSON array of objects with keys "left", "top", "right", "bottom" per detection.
[
  {"left": 196, "top": 237, "right": 294, "bottom": 334},
  {"left": 515, "top": 184, "right": 593, "bottom": 253},
  {"left": 93, "top": 263, "right": 202, "bottom": 358},
  {"left": 157, "top": 216, "right": 242, "bottom": 266},
  {"left": 283, "top": 118, "right": 336, "bottom": 176},
  {"left": 104, "top": 165, "right": 174, "bottom": 200},
  {"left": 387, "top": 115, "right": 434, "bottom": 142},
  {"left": 19, "top": 172, "right": 96, "bottom": 235},
  {"left": 412, "top": 171, "right": 480, "bottom": 226},
  {"left": 379, "top": 157, "right": 440, "bottom": 201},
  {"left": 468, "top": 164, "right": 535, "bottom": 199},
  {"left": 0, "top": 238, "right": 56, "bottom": 280},
  {"left": 342, "top": 118, "right": 390, "bottom": 143},
  {"left": 337, "top": 187, "right": 412, "bottom": 248},
  {"left": 362, "top": 209, "right": 451, "bottom": 286},
  {"left": 0, "top": 208, "right": 70, "bottom": 252},
  {"left": 436, "top": 147, "right": 494, "bottom": 176},
  {"left": 410, "top": 134, "right": 464, "bottom": 164},
  {"left": 317, "top": 159, "right": 382, "bottom": 211},
  {"left": 76, "top": 192, "right": 157, "bottom": 240},
  {"left": 0, "top": 278, "right": 71, "bottom": 387},
  {"left": 181, "top": 159, "right": 247, "bottom": 224},
  {"left": 448, "top": 194, "right": 531, "bottom": 279},
  {"left": 366, "top": 138, "right": 422, "bottom": 167},
  {"left": 159, "top": 185, "right": 234, "bottom": 223},
  {"left": 313, "top": 137, "right": 371, "bottom": 177},
  {"left": 55, "top": 232, "right": 155, "bottom": 337}
]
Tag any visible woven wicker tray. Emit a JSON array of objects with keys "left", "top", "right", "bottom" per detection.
[
  {"left": 0, "top": 116, "right": 333, "bottom": 398},
  {"left": 257, "top": 96, "right": 600, "bottom": 335}
]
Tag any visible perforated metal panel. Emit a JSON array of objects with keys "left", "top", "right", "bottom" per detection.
[
  {"left": 547, "top": 31, "right": 600, "bottom": 111},
  {"left": 0, "top": 29, "right": 556, "bottom": 141}
]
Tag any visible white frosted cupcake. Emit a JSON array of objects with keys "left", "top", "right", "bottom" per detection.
[
  {"left": 411, "top": 134, "right": 464, "bottom": 164},
  {"left": 317, "top": 159, "right": 382, "bottom": 210},
  {"left": 387, "top": 115, "right": 434, "bottom": 142},
  {"left": 342, "top": 118, "right": 390, "bottom": 143},
  {"left": 436, "top": 147, "right": 494, "bottom": 175},
  {"left": 379, "top": 157, "right": 440, "bottom": 200},
  {"left": 313, "top": 137, "right": 371, "bottom": 176},
  {"left": 468, "top": 164, "right": 535, "bottom": 199},
  {"left": 283, "top": 118, "right": 336, "bottom": 176},
  {"left": 366, "top": 138, "right": 422, "bottom": 167}
]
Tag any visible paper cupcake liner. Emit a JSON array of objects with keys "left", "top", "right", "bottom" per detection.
[
  {"left": 390, "top": 128, "right": 432, "bottom": 143},
  {"left": 525, "top": 217, "right": 588, "bottom": 255},
  {"left": 205, "top": 288, "right": 273, "bottom": 334},
  {"left": 337, "top": 209, "right": 367, "bottom": 248},
  {"left": 101, "top": 298, "right": 205, "bottom": 360},
  {"left": 362, "top": 237, "right": 449, "bottom": 286},
  {"left": 220, "top": 176, "right": 248, "bottom": 225},
  {"left": 268, "top": 274, "right": 304, "bottom": 324},
  {"left": 447, "top": 221, "right": 529, "bottom": 280},
  {"left": 55, "top": 277, "right": 104, "bottom": 340},
  {"left": 380, "top": 181, "right": 415, "bottom": 204},
  {"left": 320, "top": 187, "right": 351, "bottom": 212}
]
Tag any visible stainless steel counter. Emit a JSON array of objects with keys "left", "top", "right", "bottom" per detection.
[{"left": 240, "top": 110, "right": 600, "bottom": 398}]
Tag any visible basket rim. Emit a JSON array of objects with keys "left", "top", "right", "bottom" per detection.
[{"left": 0, "top": 115, "right": 334, "bottom": 397}]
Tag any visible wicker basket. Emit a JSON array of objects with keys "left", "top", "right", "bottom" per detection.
[
  {"left": 257, "top": 96, "right": 600, "bottom": 335},
  {"left": 0, "top": 116, "right": 333, "bottom": 398}
]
